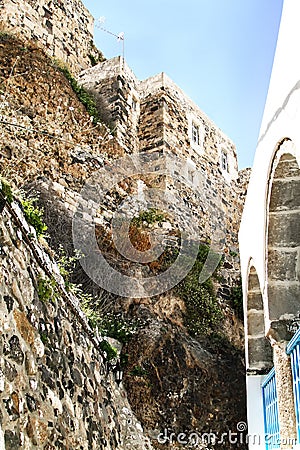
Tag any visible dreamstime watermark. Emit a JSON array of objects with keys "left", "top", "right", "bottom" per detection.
[
  {"left": 156, "top": 422, "right": 298, "bottom": 448},
  {"left": 72, "top": 152, "right": 226, "bottom": 297}
]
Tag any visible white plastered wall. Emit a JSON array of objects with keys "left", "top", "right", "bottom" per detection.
[
  {"left": 239, "top": 0, "right": 300, "bottom": 340},
  {"left": 238, "top": 1, "right": 300, "bottom": 447}
]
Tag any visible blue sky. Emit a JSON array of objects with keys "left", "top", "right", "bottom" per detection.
[{"left": 83, "top": 0, "right": 283, "bottom": 169}]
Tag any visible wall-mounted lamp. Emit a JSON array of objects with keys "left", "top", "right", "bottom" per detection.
[
  {"left": 113, "top": 360, "right": 123, "bottom": 386},
  {"left": 0, "top": 197, "right": 6, "bottom": 214}
]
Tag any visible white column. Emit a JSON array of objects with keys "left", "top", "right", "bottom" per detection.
[{"left": 247, "top": 375, "right": 266, "bottom": 450}]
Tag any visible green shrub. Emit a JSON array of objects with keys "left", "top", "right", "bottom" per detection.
[
  {"left": 0, "top": 177, "right": 13, "bottom": 204},
  {"left": 129, "top": 365, "right": 148, "bottom": 377},
  {"left": 98, "top": 312, "right": 140, "bottom": 344},
  {"left": 99, "top": 340, "right": 118, "bottom": 361},
  {"left": 21, "top": 198, "right": 47, "bottom": 237},
  {"left": 79, "top": 292, "right": 103, "bottom": 329},
  {"left": 175, "top": 244, "right": 223, "bottom": 336},
  {"left": 37, "top": 276, "right": 57, "bottom": 303},
  {"left": 56, "top": 246, "right": 82, "bottom": 290},
  {"left": 54, "top": 61, "right": 101, "bottom": 124},
  {"left": 231, "top": 281, "right": 244, "bottom": 320},
  {"left": 0, "top": 31, "right": 12, "bottom": 42},
  {"left": 40, "top": 331, "right": 49, "bottom": 344},
  {"left": 88, "top": 53, "right": 98, "bottom": 67},
  {"left": 55, "top": 246, "right": 111, "bottom": 330},
  {"left": 131, "top": 208, "right": 166, "bottom": 227}
]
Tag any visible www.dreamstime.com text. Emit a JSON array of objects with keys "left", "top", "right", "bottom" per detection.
[{"left": 156, "top": 426, "right": 297, "bottom": 447}]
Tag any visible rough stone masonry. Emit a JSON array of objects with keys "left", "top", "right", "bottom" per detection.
[
  {"left": 0, "top": 199, "right": 153, "bottom": 450},
  {"left": 0, "top": 0, "right": 102, "bottom": 72}
]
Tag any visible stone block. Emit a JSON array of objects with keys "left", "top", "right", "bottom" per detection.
[
  {"left": 23, "top": 16, "right": 34, "bottom": 30},
  {"left": 269, "top": 178, "right": 300, "bottom": 212},
  {"left": 4, "top": 430, "right": 20, "bottom": 450},
  {"left": 273, "top": 154, "right": 300, "bottom": 179},
  {"left": 14, "top": 310, "right": 35, "bottom": 346},
  {"left": 268, "top": 248, "right": 298, "bottom": 281},
  {"left": 247, "top": 290, "right": 263, "bottom": 311},
  {"left": 268, "top": 320, "right": 294, "bottom": 342},
  {"left": 247, "top": 310, "right": 265, "bottom": 336},
  {"left": 1, "top": 0, "right": 95, "bottom": 72},
  {"left": 4, "top": 335, "right": 24, "bottom": 365},
  {"left": 247, "top": 337, "right": 273, "bottom": 369},
  {"left": 268, "top": 212, "right": 300, "bottom": 247},
  {"left": 268, "top": 283, "right": 300, "bottom": 319}
]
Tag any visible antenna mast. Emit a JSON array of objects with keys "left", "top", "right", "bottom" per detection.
[{"left": 96, "top": 17, "right": 125, "bottom": 59}]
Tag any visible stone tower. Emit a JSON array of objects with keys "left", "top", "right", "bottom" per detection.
[{"left": 78, "top": 56, "right": 238, "bottom": 184}]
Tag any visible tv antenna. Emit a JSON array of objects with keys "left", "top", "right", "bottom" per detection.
[{"left": 96, "top": 17, "right": 125, "bottom": 59}]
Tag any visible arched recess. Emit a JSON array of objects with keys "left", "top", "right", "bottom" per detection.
[
  {"left": 267, "top": 144, "right": 300, "bottom": 340},
  {"left": 247, "top": 265, "right": 273, "bottom": 371}
]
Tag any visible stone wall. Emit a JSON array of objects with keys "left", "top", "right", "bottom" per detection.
[
  {"left": 0, "top": 0, "right": 101, "bottom": 72},
  {"left": 23, "top": 165, "right": 249, "bottom": 313},
  {"left": 78, "top": 57, "right": 140, "bottom": 153},
  {"left": 0, "top": 199, "right": 153, "bottom": 449},
  {"left": 139, "top": 73, "right": 238, "bottom": 182},
  {"left": 0, "top": 34, "right": 124, "bottom": 190}
]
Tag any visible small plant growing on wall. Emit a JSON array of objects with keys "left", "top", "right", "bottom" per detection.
[
  {"left": 53, "top": 60, "right": 101, "bottom": 124},
  {"left": 55, "top": 246, "right": 113, "bottom": 331},
  {"left": 98, "top": 312, "right": 141, "bottom": 344},
  {"left": 99, "top": 340, "right": 118, "bottom": 361},
  {"left": 129, "top": 365, "right": 148, "bottom": 377},
  {"left": 0, "top": 22, "right": 12, "bottom": 42},
  {"left": 56, "top": 245, "right": 82, "bottom": 290},
  {"left": 0, "top": 177, "right": 13, "bottom": 204},
  {"left": 230, "top": 280, "right": 244, "bottom": 320},
  {"left": 37, "top": 276, "right": 57, "bottom": 303},
  {"left": 21, "top": 198, "right": 47, "bottom": 238},
  {"left": 131, "top": 208, "right": 166, "bottom": 227}
]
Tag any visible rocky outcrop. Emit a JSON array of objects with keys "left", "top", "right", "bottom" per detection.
[
  {"left": 121, "top": 301, "right": 246, "bottom": 450},
  {"left": 0, "top": 34, "right": 122, "bottom": 189}
]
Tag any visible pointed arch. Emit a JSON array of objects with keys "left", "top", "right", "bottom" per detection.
[
  {"left": 267, "top": 141, "right": 300, "bottom": 340},
  {"left": 246, "top": 265, "right": 272, "bottom": 371}
]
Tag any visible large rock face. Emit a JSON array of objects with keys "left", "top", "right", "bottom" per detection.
[{"left": 123, "top": 307, "right": 247, "bottom": 449}]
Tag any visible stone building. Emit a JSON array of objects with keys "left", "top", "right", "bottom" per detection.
[
  {"left": 239, "top": 0, "right": 300, "bottom": 448},
  {"left": 0, "top": 0, "right": 101, "bottom": 72},
  {"left": 78, "top": 56, "right": 238, "bottom": 183}
]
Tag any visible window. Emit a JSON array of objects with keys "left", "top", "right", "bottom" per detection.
[
  {"left": 192, "top": 122, "right": 200, "bottom": 145},
  {"left": 221, "top": 150, "right": 229, "bottom": 172},
  {"left": 189, "top": 118, "right": 204, "bottom": 153}
]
